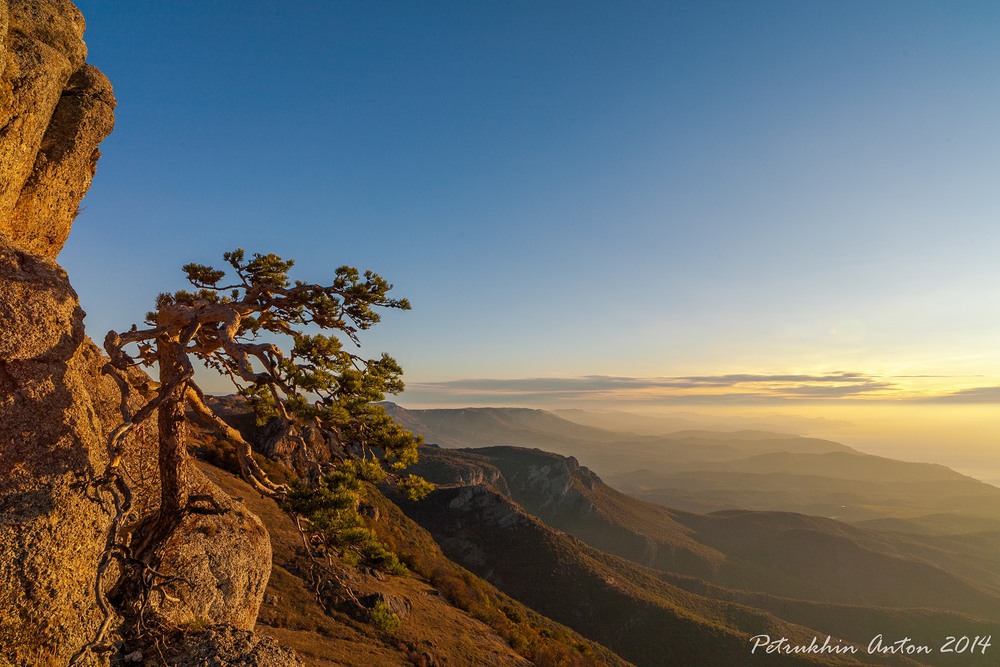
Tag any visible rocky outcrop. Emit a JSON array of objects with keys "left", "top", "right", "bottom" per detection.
[
  {"left": 410, "top": 445, "right": 511, "bottom": 494},
  {"left": 0, "top": 2, "right": 283, "bottom": 664},
  {"left": 0, "top": 0, "right": 115, "bottom": 258},
  {"left": 120, "top": 625, "right": 304, "bottom": 667},
  {"left": 150, "top": 471, "right": 272, "bottom": 631},
  {"left": 0, "top": 245, "right": 276, "bottom": 664},
  {"left": 410, "top": 445, "right": 595, "bottom": 510},
  {"left": 0, "top": 247, "right": 135, "bottom": 663},
  {"left": 412, "top": 445, "right": 726, "bottom": 578},
  {"left": 258, "top": 421, "right": 332, "bottom": 483},
  {"left": 203, "top": 395, "right": 334, "bottom": 483}
]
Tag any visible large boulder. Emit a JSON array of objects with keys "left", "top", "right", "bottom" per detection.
[{"left": 149, "top": 470, "right": 273, "bottom": 631}]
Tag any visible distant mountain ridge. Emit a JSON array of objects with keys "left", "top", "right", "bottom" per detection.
[
  {"left": 402, "top": 443, "right": 1000, "bottom": 666},
  {"left": 382, "top": 402, "right": 855, "bottom": 466},
  {"left": 410, "top": 445, "right": 1000, "bottom": 614},
  {"left": 386, "top": 403, "right": 1000, "bottom": 523},
  {"left": 551, "top": 408, "right": 843, "bottom": 438},
  {"left": 196, "top": 396, "right": 1000, "bottom": 666},
  {"left": 382, "top": 402, "right": 629, "bottom": 448},
  {"left": 397, "top": 482, "right": 874, "bottom": 666}
]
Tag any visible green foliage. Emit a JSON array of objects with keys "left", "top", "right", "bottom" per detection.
[
  {"left": 239, "top": 384, "right": 282, "bottom": 427},
  {"left": 158, "top": 249, "right": 424, "bottom": 471},
  {"left": 340, "top": 458, "right": 388, "bottom": 484},
  {"left": 182, "top": 262, "right": 226, "bottom": 287},
  {"left": 360, "top": 540, "right": 407, "bottom": 575},
  {"left": 397, "top": 474, "right": 435, "bottom": 501},
  {"left": 135, "top": 248, "right": 433, "bottom": 574},
  {"left": 283, "top": 462, "right": 406, "bottom": 575},
  {"left": 368, "top": 601, "right": 401, "bottom": 634},
  {"left": 139, "top": 247, "right": 432, "bottom": 503}
]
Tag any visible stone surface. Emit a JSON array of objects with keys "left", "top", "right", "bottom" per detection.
[
  {"left": 117, "top": 625, "right": 304, "bottom": 667},
  {"left": 9, "top": 0, "right": 87, "bottom": 70},
  {"left": 359, "top": 591, "right": 412, "bottom": 619},
  {"left": 0, "top": 245, "right": 123, "bottom": 664},
  {"left": 0, "top": 200, "right": 278, "bottom": 662},
  {"left": 0, "top": 0, "right": 115, "bottom": 258},
  {"left": 9, "top": 63, "right": 115, "bottom": 255},
  {"left": 205, "top": 395, "right": 333, "bottom": 483},
  {"left": 150, "top": 468, "right": 273, "bottom": 631},
  {"left": 0, "top": 243, "right": 273, "bottom": 661}
]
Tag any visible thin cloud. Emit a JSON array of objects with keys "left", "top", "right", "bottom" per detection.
[
  {"left": 919, "top": 386, "right": 1000, "bottom": 404},
  {"left": 404, "top": 372, "right": 905, "bottom": 404},
  {"left": 676, "top": 372, "right": 874, "bottom": 386}
]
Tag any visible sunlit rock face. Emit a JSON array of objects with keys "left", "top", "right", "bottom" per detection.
[
  {"left": 0, "top": 0, "right": 115, "bottom": 259},
  {"left": 0, "top": 246, "right": 123, "bottom": 663},
  {"left": 148, "top": 470, "right": 274, "bottom": 632},
  {"left": 0, "top": 3, "right": 121, "bottom": 659},
  {"left": 0, "top": 245, "right": 275, "bottom": 663},
  {"left": 0, "top": 3, "right": 281, "bottom": 664}
]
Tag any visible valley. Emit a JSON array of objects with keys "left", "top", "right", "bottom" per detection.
[{"left": 381, "top": 403, "right": 1000, "bottom": 666}]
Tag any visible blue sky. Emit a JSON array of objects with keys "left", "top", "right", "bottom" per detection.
[{"left": 66, "top": 1, "right": 1000, "bottom": 412}]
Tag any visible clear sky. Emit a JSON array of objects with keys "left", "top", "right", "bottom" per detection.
[{"left": 67, "top": 2, "right": 1000, "bottom": 475}]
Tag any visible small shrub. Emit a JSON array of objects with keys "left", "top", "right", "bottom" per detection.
[
  {"left": 360, "top": 541, "right": 407, "bottom": 575},
  {"left": 368, "top": 601, "right": 401, "bottom": 633},
  {"left": 500, "top": 603, "right": 524, "bottom": 623}
]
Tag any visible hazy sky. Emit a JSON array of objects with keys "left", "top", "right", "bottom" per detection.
[{"left": 66, "top": 1, "right": 1000, "bottom": 467}]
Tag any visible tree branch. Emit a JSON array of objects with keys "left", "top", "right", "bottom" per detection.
[{"left": 184, "top": 384, "right": 286, "bottom": 497}]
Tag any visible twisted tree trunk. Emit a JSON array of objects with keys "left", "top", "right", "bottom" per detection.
[
  {"left": 111, "top": 336, "right": 193, "bottom": 626},
  {"left": 153, "top": 335, "right": 192, "bottom": 535}
]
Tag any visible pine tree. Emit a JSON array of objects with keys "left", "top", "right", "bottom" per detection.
[{"left": 103, "top": 249, "right": 424, "bottom": 568}]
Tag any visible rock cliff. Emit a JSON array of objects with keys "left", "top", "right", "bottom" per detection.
[
  {"left": 0, "top": 247, "right": 130, "bottom": 663},
  {"left": 0, "top": 0, "right": 115, "bottom": 258},
  {"left": 0, "top": 2, "right": 288, "bottom": 665}
]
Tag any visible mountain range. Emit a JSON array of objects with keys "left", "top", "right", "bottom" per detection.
[
  {"left": 384, "top": 403, "right": 1000, "bottom": 523},
  {"left": 378, "top": 403, "right": 1000, "bottom": 666}
]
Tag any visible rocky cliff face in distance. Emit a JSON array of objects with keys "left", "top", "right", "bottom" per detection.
[{"left": 0, "top": 2, "right": 296, "bottom": 665}]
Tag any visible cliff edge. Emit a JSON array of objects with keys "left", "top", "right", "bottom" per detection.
[{"left": 0, "top": 3, "right": 293, "bottom": 665}]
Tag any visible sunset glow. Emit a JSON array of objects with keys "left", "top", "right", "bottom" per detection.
[{"left": 67, "top": 1, "right": 1000, "bottom": 482}]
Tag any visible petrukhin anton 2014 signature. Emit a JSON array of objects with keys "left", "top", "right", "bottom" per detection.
[{"left": 750, "top": 634, "right": 992, "bottom": 657}]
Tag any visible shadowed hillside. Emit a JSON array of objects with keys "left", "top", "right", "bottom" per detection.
[
  {"left": 394, "top": 482, "right": 930, "bottom": 667},
  {"left": 411, "top": 445, "right": 1000, "bottom": 616},
  {"left": 194, "top": 403, "right": 632, "bottom": 667}
]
